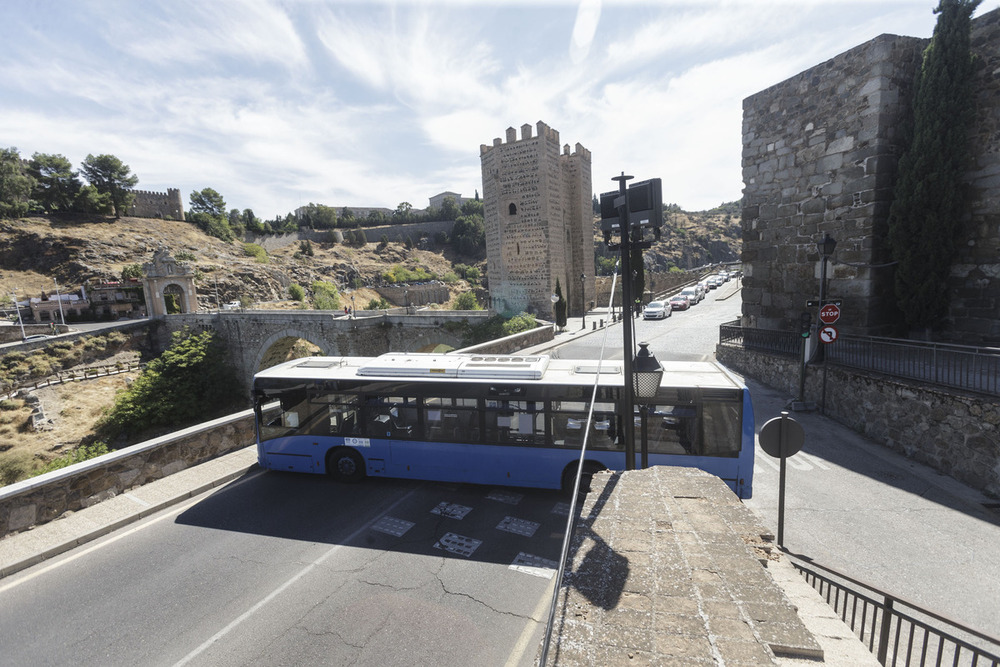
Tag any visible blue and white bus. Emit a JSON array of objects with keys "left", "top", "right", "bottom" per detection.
[{"left": 251, "top": 352, "right": 754, "bottom": 498}]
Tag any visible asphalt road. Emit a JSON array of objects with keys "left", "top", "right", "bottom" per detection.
[{"left": 0, "top": 472, "right": 569, "bottom": 666}]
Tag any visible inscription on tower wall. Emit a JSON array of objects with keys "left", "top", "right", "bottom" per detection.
[{"left": 481, "top": 121, "right": 593, "bottom": 318}]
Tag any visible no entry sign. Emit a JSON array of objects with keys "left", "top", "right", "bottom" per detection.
[{"left": 819, "top": 303, "right": 841, "bottom": 324}]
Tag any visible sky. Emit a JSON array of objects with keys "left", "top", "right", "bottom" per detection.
[{"left": 1, "top": 0, "right": 983, "bottom": 220}]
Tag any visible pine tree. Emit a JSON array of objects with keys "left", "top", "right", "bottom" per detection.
[{"left": 887, "top": 0, "right": 981, "bottom": 333}]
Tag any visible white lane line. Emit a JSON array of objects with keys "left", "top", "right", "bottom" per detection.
[{"left": 172, "top": 485, "right": 423, "bottom": 667}]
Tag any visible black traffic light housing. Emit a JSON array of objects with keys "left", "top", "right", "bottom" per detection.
[
  {"left": 799, "top": 312, "right": 812, "bottom": 338},
  {"left": 600, "top": 178, "right": 663, "bottom": 247}
]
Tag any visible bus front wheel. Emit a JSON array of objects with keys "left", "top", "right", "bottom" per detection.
[
  {"left": 561, "top": 462, "right": 605, "bottom": 496},
  {"left": 327, "top": 448, "right": 366, "bottom": 483}
]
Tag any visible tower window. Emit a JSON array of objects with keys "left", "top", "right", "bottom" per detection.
[{"left": 508, "top": 203, "right": 517, "bottom": 215}]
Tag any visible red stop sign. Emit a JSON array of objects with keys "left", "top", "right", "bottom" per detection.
[{"left": 819, "top": 304, "right": 840, "bottom": 324}]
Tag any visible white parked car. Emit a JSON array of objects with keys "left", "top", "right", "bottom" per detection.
[
  {"left": 643, "top": 301, "right": 671, "bottom": 320},
  {"left": 222, "top": 301, "right": 240, "bottom": 310},
  {"left": 680, "top": 287, "right": 702, "bottom": 304}
]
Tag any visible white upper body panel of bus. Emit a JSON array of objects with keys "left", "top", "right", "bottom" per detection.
[{"left": 252, "top": 353, "right": 745, "bottom": 391}]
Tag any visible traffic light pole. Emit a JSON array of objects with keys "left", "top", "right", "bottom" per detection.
[{"left": 614, "top": 173, "right": 637, "bottom": 471}]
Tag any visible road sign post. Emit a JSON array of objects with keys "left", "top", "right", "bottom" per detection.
[{"left": 759, "top": 411, "right": 804, "bottom": 548}]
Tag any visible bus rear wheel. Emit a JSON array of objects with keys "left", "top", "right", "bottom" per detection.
[
  {"left": 327, "top": 448, "right": 365, "bottom": 483},
  {"left": 561, "top": 462, "right": 605, "bottom": 496}
]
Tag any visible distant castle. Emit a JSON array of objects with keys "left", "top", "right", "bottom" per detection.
[
  {"left": 129, "top": 188, "right": 185, "bottom": 221},
  {"left": 480, "top": 121, "right": 594, "bottom": 319}
]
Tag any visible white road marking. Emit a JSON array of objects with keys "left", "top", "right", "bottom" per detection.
[{"left": 172, "top": 485, "right": 423, "bottom": 666}]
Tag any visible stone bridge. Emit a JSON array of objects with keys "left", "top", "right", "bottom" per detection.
[{"left": 156, "top": 310, "right": 491, "bottom": 388}]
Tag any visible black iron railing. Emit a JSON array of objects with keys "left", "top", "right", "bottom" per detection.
[
  {"left": 719, "top": 322, "right": 1000, "bottom": 398},
  {"left": 786, "top": 552, "right": 1000, "bottom": 666},
  {"left": 719, "top": 320, "right": 801, "bottom": 358}
]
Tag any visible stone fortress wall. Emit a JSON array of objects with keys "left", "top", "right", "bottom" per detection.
[
  {"left": 741, "top": 8, "right": 1000, "bottom": 343},
  {"left": 480, "top": 121, "right": 594, "bottom": 319},
  {"left": 129, "top": 188, "right": 185, "bottom": 221}
]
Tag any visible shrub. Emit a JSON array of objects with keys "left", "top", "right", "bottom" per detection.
[
  {"left": 288, "top": 284, "right": 305, "bottom": 301},
  {"left": 366, "top": 297, "right": 390, "bottom": 310},
  {"left": 453, "top": 292, "right": 482, "bottom": 310},
  {"left": 242, "top": 243, "right": 269, "bottom": 263},
  {"left": 37, "top": 442, "right": 110, "bottom": 475},
  {"left": 311, "top": 280, "right": 340, "bottom": 310},
  {"left": 175, "top": 251, "right": 196, "bottom": 261},
  {"left": 0, "top": 452, "right": 32, "bottom": 486}
]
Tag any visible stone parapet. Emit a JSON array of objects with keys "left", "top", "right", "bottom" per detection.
[
  {"left": 0, "top": 410, "right": 256, "bottom": 537},
  {"left": 543, "top": 466, "right": 825, "bottom": 664}
]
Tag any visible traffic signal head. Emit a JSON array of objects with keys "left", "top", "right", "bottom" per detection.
[{"left": 799, "top": 312, "right": 812, "bottom": 338}]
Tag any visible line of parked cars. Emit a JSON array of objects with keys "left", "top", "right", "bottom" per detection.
[{"left": 643, "top": 269, "right": 740, "bottom": 320}]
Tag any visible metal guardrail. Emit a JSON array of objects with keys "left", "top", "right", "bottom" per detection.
[
  {"left": 786, "top": 552, "right": 1000, "bottom": 666},
  {"left": 718, "top": 322, "right": 1000, "bottom": 397}
]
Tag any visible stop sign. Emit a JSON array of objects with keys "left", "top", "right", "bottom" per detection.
[{"left": 819, "top": 303, "right": 840, "bottom": 324}]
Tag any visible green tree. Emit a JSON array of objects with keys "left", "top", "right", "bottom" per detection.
[
  {"left": 189, "top": 187, "right": 227, "bottom": 218},
  {"left": 95, "top": 329, "right": 240, "bottom": 442},
  {"left": 79, "top": 154, "right": 138, "bottom": 218},
  {"left": 311, "top": 280, "right": 340, "bottom": 310},
  {"left": 460, "top": 199, "right": 484, "bottom": 217},
  {"left": 188, "top": 188, "right": 233, "bottom": 241},
  {"left": 366, "top": 296, "right": 390, "bottom": 310},
  {"left": 121, "top": 264, "right": 143, "bottom": 281},
  {"left": 553, "top": 278, "right": 567, "bottom": 328},
  {"left": 439, "top": 196, "right": 460, "bottom": 221},
  {"left": 27, "top": 153, "right": 80, "bottom": 212},
  {"left": 887, "top": 0, "right": 981, "bottom": 333},
  {"left": 0, "top": 147, "right": 35, "bottom": 219},
  {"left": 453, "top": 291, "right": 482, "bottom": 310},
  {"left": 73, "top": 184, "right": 113, "bottom": 215},
  {"left": 288, "top": 283, "right": 305, "bottom": 301},
  {"left": 394, "top": 201, "right": 413, "bottom": 222},
  {"left": 451, "top": 213, "right": 486, "bottom": 258}
]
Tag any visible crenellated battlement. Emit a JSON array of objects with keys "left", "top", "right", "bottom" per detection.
[{"left": 480, "top": 120, "right": 563, "bottom": 156}]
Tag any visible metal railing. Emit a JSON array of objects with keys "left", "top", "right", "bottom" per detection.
[
  {"left": 718, "top": 322, "right": 1000, "bottom": 397},
  {"left": 786, "top": 552, "right": 1000, "bottom": 666},
  {"left": 719, "top": 320, "right": 801, "bottom": 358}
]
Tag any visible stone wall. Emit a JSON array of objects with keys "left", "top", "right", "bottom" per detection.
[
  {"left": 741, "top": 34, "right": 923, "bottom": 336},
  {"left": 243, "top": 220, "right": 455, "bottom": 253},
  {"left": 0, "top": 410, "right": 255, "bottom": 536},
  {"left": 129, "top": 188, "right": 184, "bottom": 221},
  {"left": 741, "top": 8, "right": 1000, "bottom": 343},
  {"left": 716, "top": 345, "right": 1000, "bottom": 496}
]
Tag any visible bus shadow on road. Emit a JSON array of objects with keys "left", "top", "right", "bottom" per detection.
[{"left": 174, "top": 469, "right": 619, "bottom": 574}]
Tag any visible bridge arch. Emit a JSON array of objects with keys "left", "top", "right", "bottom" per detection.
[{"left": 253, "top": 327, "right": 335, "bottom": 374}]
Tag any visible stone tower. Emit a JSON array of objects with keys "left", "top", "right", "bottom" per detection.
[{"left": 480, "top": 121, "right": 594, "bottom": 319}]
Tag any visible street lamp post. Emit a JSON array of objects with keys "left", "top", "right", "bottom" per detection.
[
  {"left": 580, "top": 273, "right": 587, "bottom": 330},
  {"left": 351, "top": 294, "right": 356, "bottom": 318},
  {"left": 633, "top": 342, "right": 663, "bottom": 469},
  {"left": 53, "top": 278, "right": 66, "bottom": 327}
]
